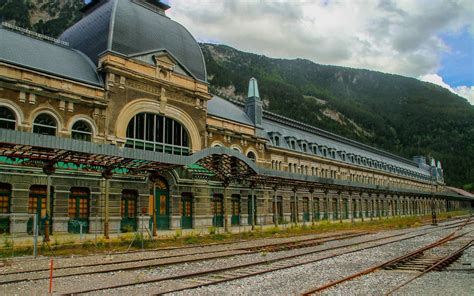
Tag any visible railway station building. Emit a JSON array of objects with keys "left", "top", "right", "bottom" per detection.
[{"left": 0, "top": 0, "right": 471, "bottom": 237}]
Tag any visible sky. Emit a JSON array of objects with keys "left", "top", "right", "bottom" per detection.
[{"left": 162, "top": 0, "right": 474, "bottom": 105}]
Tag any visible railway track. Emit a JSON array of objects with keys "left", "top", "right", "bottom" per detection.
[
  {"left": 384, "top": 236, "right": 473, "bottom": 295},
  {"left": 1, "top": 214, "right": 467, "bottom": 265},
  {"left": 52, "top": 220, "right": 469, "bottom": 295},
  {"left": 301, "top": 218, "right": 472, "bottom": 295},
  {"left": 0, "top": 231, "right": 368, "bottom": 284}
]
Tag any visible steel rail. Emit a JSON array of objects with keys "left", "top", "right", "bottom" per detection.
[
  {"left": 300, "top": 218, "right": 471, "bottom": 295},
  {"left": 0, "top": 231, "right": 362, "bottom": 276},
  {"left": 1, "top": 215, "right": 466, "bottom": 263},
  {"left": 57, "top": 227, "right": 443, "bottom": 295},
  {"left": 384, "top": 239, "right": 474, "bottom": 295},
  {"left": 0, "top": 232, "right": 368, "bottom": 284}
]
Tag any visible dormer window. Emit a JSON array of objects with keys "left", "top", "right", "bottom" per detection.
[
  {"left": 274, "top": 136, "right": 280, "bottom": 146},
  {"left": 302, "top": 143, "right": 307, "bottom": 152},
  {"left": 312, "top": 146, "right": 318, "bottom": 154},
  {"left": 339, "top": 151, "right": 346, "bottom": 161},
  {"left": 285, "top": 136, "right": 297, "bottom": 150}
]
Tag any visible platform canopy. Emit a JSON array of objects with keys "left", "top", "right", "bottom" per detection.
[{"left": 0, "top": 129, "right": 469, "bottom": 200}]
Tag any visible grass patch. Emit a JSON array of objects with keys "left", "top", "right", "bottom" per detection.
[{"left": 0, "top": 210, "right": 470, "bottom": 258}]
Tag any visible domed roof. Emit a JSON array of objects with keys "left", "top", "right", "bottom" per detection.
[{"left": 60, "top": 0, "right": 207, "bottom": 82}]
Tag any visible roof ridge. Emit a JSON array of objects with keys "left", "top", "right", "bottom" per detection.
[{"left": 107, "top": 0, "right": 119, "bottom": 50}]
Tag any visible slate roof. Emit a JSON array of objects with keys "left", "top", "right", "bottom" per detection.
[
  {"left": 208, "top": 95, "right": 254, "bottom": 126},
  {"left": 208, "top": 95, "right": 432, "bottom": 178},
  {"left": 262, "top": 115, "right": 430, "bottom": 176},
  {"left": 0, "top": 28, "right": 102, "bottom": 87},
  {"left": 60, "top": 0, "right": 207, "bottom": 82}
]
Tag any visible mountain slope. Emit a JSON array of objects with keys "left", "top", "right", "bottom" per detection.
[
  {"left": 202, "top": 44, "right": 474, "bottom": 187},
  {"left": 0, "top": 0, "right": 84, "bottom": 37}
]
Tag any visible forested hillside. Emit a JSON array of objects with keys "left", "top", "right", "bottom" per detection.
[
  {"left": 1, "top": 0, "right": 473, "bottom": 188},
  {"left": 0, "top": 0, "right": 83, "bottom": 37}
]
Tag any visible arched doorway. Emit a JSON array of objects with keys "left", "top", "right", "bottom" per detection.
[{"left": 153, "top": 178, "right": 170, "bottom": 230}]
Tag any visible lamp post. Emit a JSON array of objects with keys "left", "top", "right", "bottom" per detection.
[
  {"left": 42, "top": 162, "right": 56, "bottom": 242},
  {"left": 102, "top": 168, "right": 113, "bottom": 239}
]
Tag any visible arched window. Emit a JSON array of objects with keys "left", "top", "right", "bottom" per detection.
[
  {"left": 232, "top": 147, "right": 242, "bottom": 153},
  {"left": 71, "top": 120, "right": 92, "bottom": 141},
  {"left": 125, "top": 113, "right": 190, "bottom": 155},
  {"left": 33, "top": 113, "right": 56, "bottom": 136},
  {"left": 247, "top": 151, "right": 256, "bottom": 162},
  {"left": 0, "top": 106, "right": 16, "bottom": 130}
]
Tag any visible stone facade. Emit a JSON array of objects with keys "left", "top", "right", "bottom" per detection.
[{"left": 0, "top": 1, "right": 470, "bottom": 237}]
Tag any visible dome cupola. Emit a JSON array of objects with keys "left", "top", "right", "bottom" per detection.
[{"left": 60, "top": 0, "right": 207, "bottom": 81}]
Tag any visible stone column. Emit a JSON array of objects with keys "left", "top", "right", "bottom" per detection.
[
  {"left": 388, "top": 195, "right": 392, "bottom": 217},
  {"left": 338, "top": 191, "right": 343, "bottom": 223},
  {"left": 273, "top": 186, "right": 278, "bottom": 227},
  {"left": 292, "top": 187, "right": 298, "bottom": 226},
  {"left": 377, "top": 194, "right": 381, "bottom": 220},
  {"left": 309, "top": 188, "right": 314, "bottom": 225},
  {"left": 348, "top": 192, "right": 353, "bottom": 222},
  {"left": 361, "top": 196, "right": 365, "bottom": 222},
  {"left": 223, "top": 181, "right": 229, "bottom": 232},
  {"left": 251, "top": 186, "right": 255, "bottom": 230},
  {"left": 355, "top": 196, "right": 360, "bottom": 219}
]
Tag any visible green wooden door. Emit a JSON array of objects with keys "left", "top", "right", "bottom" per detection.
[
  {"left": 303, "top": 198, "right": 310, "bottom": 222},
  {"left": 343, "top": 199, "right": 349, "bottom": 219},
  {"left": 231, "top": 196, "right": 240, "bottom": 225},
  {"left": 212, "top": 195, "right": 223, "bottom": 227},
  {"left": 333, "top": 199, "right": 339, "bottom": 220},
  {"left": 313, "top": 199, "right": 320, "bottom": 221},
  {"left": 155, "top": 189, "right": 170, "bottom": 230},
  {"left": 181, "top": 194, "right": 193, "bottom": 229},
  {"left": 0, "top": 185, "right": 11, "bottom": 234},
  {"left": 322, "top": 199, "right": 328, "bottom": 220},
  {"left": 120, "top": 190, "right": 137, "bottom": 232}
]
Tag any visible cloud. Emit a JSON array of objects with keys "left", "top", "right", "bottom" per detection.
[
  {"left": 419, "top": 74, "right": 474, "bottom": 105},
  {"left": 168, "top": 0, "right": 473, "bottom": 79},
  {"left": 454, "top": 86, "right": 474, "bottom": 105}
]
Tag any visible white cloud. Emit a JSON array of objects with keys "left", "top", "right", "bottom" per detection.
[
  {"left": 454, "top": 86, "right": 474, "bottom": 105},
  {"left": 168, "top": 0, "right": 473, "bottom": 78},
  {"left": 419, "top": 74, "right": 474, "bottom": 105}
]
